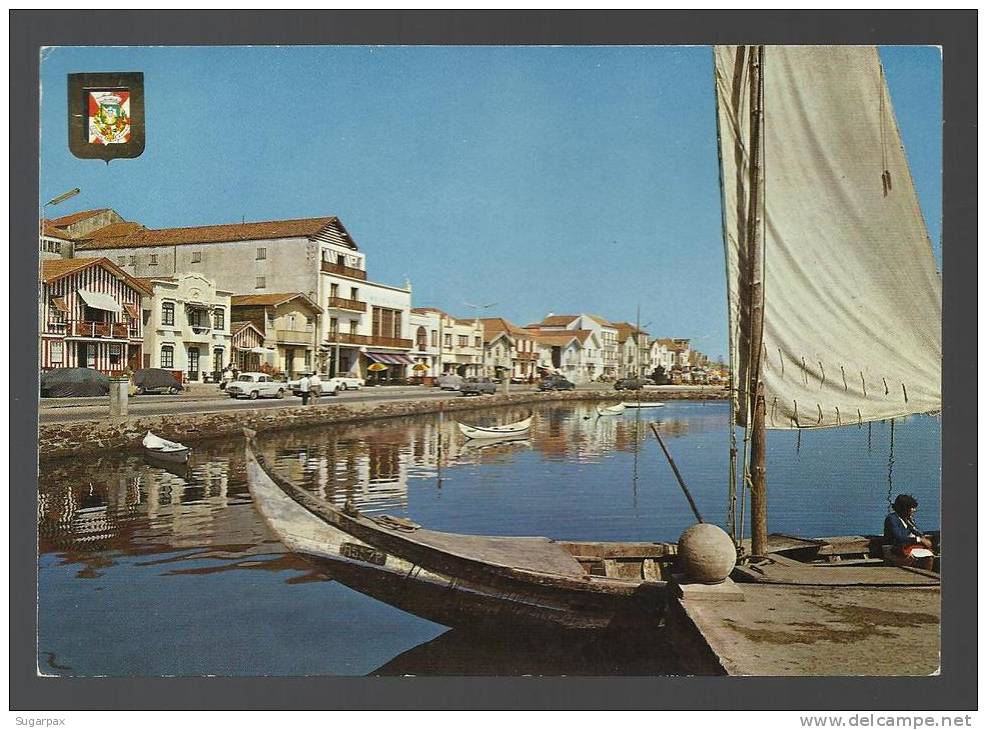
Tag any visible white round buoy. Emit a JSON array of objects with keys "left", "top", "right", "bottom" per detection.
[{"left": 677, "top": 523, "right": 736, "bottom": 584}]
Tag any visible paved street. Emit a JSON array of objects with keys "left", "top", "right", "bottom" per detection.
[
  {"left": 38, "top": 384, "right": 538, "bottom": 423},
  {"left": 38, "top": 382, "right": 720, "bottom": 424}
]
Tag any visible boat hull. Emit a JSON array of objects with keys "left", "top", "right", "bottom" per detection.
[
  {"left": 245, "top": 444, "right": 669, "bottom": 632},
  {"left": 144, "top": 447, "right": 191, "bottom": 464},
  {"left": 457, "top": 417, "right": 532, "bottom": 440}
]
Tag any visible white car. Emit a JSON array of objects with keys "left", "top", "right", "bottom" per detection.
[
  {"left": 326, "top": 375, "right": 364, "bottom": 391},
  {"left": 226, "top": 372, "right": 286, "bottom": 400},
  {"left": 287, "top": 375, "right": 338, "bottom": 397}
]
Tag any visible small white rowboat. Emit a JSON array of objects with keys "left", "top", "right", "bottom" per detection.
[
  {"left": 596, "top": 404, "right": 626, "bottom": 416},
  {"left": 457, "top": 416, "right": 532, "bottom": 440},
  {"left": 142, "top": 431, "right": 191, "bottom": 463},
  {"left": 621, "top": 402, "right": 665, "bottom": 409}
]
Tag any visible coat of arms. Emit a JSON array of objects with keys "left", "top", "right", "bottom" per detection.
[{"left": 88, "top": 91, "right": 131, "bottom": 145}]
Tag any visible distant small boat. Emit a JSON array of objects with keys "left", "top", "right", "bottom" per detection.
[
  {"left": 457, "top": 416, "right": 532, "bottom": 440},
  {"left": 142, "top": 431, "right": 191, "bottom": 463},
  {"left": 621, "top": 402, "right": 665, "bottom": 409},
  {"left": 596, "top": 404, "right": 626, "bottom": 416}
]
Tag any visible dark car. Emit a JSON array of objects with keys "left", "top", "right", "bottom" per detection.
[
  {"left": 538, "top": 375, "right": 575, "bottom": 391},
  {"left": 614, "top": 377, "right": 648, "bottom": 391},
  {"left": 460, "top": 377, "right": 497, "bottom": 396},
  {"left": 40, "top": 367, "right": 110, "bottom": 398},
  {"left": 133, "top": 368, "right": 184, "bottom": 395}
]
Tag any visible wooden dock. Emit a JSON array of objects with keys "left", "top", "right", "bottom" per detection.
[{"left": 666, "top": 571, "right": 940, "bottom": 676}]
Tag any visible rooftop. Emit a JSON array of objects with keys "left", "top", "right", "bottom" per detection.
[
  {"left": 75, "top": 216, "right": 341, "bottom": 250},
  {"left": 41, "top": 257, "right": 153, "bottom": 295}
]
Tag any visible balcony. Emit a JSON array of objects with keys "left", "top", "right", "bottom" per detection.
[
  {"left": 276, "top": 327, "right": 317, "bottom": 345},
  {"left": 325, "top": 296, "right": 367, "bottom": 313},
  {"left": 321, "top": 260, "right": 367, "bottom": 281},
  {"left": 183, "top": 325, "right": 213, "bottom": 343},
  {"left": 68, "top": 321, "right": 129, "bottom": 339},
  {"left": 326, "top": 332, "right": 412, "bottom": 349}
]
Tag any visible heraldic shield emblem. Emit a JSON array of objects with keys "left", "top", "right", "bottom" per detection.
[{"left": 68, "top": 72, "right": 145, "bottom": 161}]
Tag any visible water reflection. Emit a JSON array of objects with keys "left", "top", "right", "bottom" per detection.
[{"left": 37, "top": 401, "right": 940, "bottom": 676}]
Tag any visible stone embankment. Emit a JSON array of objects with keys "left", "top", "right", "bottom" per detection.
[{"left": 39, "top": 388, "right": 728, "bottom": 460}]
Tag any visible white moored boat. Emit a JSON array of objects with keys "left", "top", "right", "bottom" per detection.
[
  {"left": 142, "top": 431, "right": 191, "bottom": 463},
  {"left": 621, "top": 402, "right": 665, "bottom": 409},
  {"left": 457, "top": 416, "right": 532, "bottom": 440},
  {"left": 596, "top": 404, "right": 626, "bottom": 417}
]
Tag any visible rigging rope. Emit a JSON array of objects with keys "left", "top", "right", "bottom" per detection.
[{"left": 886, "top": 418, "right": 896, "bottom": 508}]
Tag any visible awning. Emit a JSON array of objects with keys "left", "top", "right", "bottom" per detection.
[
  {"left": 185, "top": 301, "right": 210, "bottom": 310},
  {"left": 50, "top": 296, "right": 69, "bottom": 314},
  {"left": 78, "top": 289, "right": 122, "bottom": 314},
  {"left": 366, "top": 352, "right": 414, "bottom": 365},
  {"left": 123, "top": 303, "right": 141, "bottom": 319}
]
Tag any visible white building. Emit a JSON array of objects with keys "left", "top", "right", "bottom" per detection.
[
  {"left": 138, "top": 273, "right": 233, "bottom": 381},
  {"left": 480, "top": 318, "right": 539, "bottom": 382},
  {"left": 72, "top": 213, "right": 414, "bottom": 379},
  {"left": 530, "top": 313, "right": 618, "bottom": 380},
  {"left": 611, "top": 322, "right": 651, "bottom": 378},
  {"left": 409, "top": 308, "right": 442, "bottom": 380},
  {"left": 528, "top": 328, "right": 602, "bottom": 384}
]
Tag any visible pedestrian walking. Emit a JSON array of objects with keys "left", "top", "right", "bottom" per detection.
[{"left": 299, "top": 373, "right": 311, "bottom": 405}]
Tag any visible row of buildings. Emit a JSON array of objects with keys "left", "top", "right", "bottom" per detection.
[{"left": 39, "top": 208, "right": 715, "bottom": 383}]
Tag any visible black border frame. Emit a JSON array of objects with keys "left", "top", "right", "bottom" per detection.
[{"left": 12, "top": 10, "right": 977, "bottom": 711}]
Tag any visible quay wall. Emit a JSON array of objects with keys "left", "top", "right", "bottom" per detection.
[{"left": 39, "top": 388, "right": 728, "bottom": 460}]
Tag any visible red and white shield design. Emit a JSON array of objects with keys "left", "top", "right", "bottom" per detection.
[{"left": 88, "top": 90, "right": 131, "bottom": 145}]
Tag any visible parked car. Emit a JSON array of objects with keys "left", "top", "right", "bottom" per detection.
[
  {"left": 436, "top": 374, "right": 464, "bottom": 391},
  {"left": 538, "top": 375, "right": 575, "bottom": 391},
  {"left": 460, "top": 377, "right": 497, "bottom": 396},
  {"left": 132, "top": 368, "right": 183, "bottom": 395},
  {"left": 614, "top": 377, "right": 648, "bottom": 391},
  {"left": 287, "top": 374, "right": 338, "bottom": 398},
  {"left": 326, "top": 374, "right": 365, "bottom": 391},
  {"left": 40, "top": 368, "right": 109, "bottom": 398},
  {"left": 226, "top": 372, "right": 286, "bottom": 400}
]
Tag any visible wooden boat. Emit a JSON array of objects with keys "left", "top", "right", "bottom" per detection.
[
  {"left": 244, "top": 430, "right": 677, "bottom": 631},
  {"left": 457, "top": 416, "right": 532, "bottom": 440},
  {"left": 621, "top": 402, "right": 665, "bottom": 409},
  {"left": 142, "top": 431, "right": 191, "bottom": 464},
  {"left": 596, "top": 404, "right": 626, "bottom": 417}
]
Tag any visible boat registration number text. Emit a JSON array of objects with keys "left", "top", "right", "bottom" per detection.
[{"left": 340, "top": 542, "right": 387, "bottom": 566}]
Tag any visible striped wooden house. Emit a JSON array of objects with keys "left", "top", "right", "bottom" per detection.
[{"left": 40, "top": 257, "right": 152, "bottom": 374}]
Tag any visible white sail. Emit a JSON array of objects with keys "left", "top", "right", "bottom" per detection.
[{"left": 715, "top": 46, "right": 941, "bottom": 429}]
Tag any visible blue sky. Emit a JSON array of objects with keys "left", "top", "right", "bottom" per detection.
[{"left": 40, "top": 46, "right": 941, "bottom": 361}]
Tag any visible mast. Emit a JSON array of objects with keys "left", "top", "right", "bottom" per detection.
[{"left": 746, "top": 45, "right": 768, "bottom": 556}]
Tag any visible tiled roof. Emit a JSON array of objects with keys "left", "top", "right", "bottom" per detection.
[
  {"left": 231, "top": 292, "right": 322, "bottom": 313},
  {"left": 41, "top": 256, "right": 153, "bottom": 295},
  {"left": 611, "top": 322, "right": 649, "bottom": 342},
  {"left": 411, "top": 306, "right": 449, "bottom": 317},
  {"left": 536, "top": 314, "right": 578, "bottom": 327},
  {"left": 480, "top": 317, "right": 530, "bottom": 338},
  {"left": 41, "top": 222, "right": 73, "bottom": 239},
  {"left": 78, "top": 221, "right": 146, "bottom": 241},
  {"left": 232, "top": 320, "right": 263, "bottom": 335},
  {"left": 47, "top": 208, "right": 111, "bottom": 227},
  {"left": 76, "top": 216, "right": 338, "bottom": 250},
  {"left": 584, "top": 314, "right": 614, "bottom": 327}
]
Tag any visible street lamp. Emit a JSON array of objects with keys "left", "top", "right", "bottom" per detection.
[{"left": 464, "top": 301, "right": 497, "bottom": 377}]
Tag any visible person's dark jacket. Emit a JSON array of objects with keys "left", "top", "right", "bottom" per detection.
[{"left": 884, "top": 512, "right": 923, "bottom": 549}]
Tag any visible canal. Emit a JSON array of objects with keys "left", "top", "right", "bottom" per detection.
[{"left": 37, "top": 401, "right": 940, "bottom": 676}]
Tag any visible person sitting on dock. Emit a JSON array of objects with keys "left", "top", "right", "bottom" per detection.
[{"left": 883, "top": 494, "right": 934, "bottom": 570}]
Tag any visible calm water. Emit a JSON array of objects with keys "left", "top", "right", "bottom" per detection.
[{"left": 37, "top": 401, "right": 940, "bottom": 676}]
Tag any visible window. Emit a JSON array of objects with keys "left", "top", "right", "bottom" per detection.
[
  {"left": 474, "top": 336, "right": 481, "bottom": 348},
  {"left": 160, "top": 345, "right": 174, "bottom": 369},
  {"left": 191, "top": 251, "right": 202, "bottom": 263},
  {"left": 50, "top": 341, "right": 63, "bottom": 365},
  {"left": 149, "top": 254, "right": 158, "bottom": 266},
  {"left": 162, "top": 302, "right": 175, "bottom": 326},
  {"left": 109, "top": 344, "right": 121, "bottom": 366},
  {"left": 431, "top": 330, "right": 437, "bottom": 347},
  {"left": 416, "top": 326, "right": 427, "bottom": 351},
  {"left": 350, "top": 287, "right": 359, "bottom": 300},
  {"left": 349, "top": 320, "right": 358, "bottom": 335},
  {"left": 213, "top": 308, "right": 225, "bottom": 330},
  {"left": 188, "top": 308, "right": 205, "bottom": 329},
  {"left": 458, "top": 335, "right": 468, "bottom": 347},
  {"left": 304, "top": 350, "right": 312, "bottom": 370},
  {"left": 306, "top": 316, "right": 314, "bottom": 326},
  {"left": 129, "top": 255, "right": 137, "bottom": 266},
  {"left": 444, "top": 333, "right": 452, "bottom": 348},
  {"left": 255, "top": 276, "right": 266, "bottom": 289},
  {"left": 329, "top": 317, "right": 338, "bottom": 336},
  {"left": 256, "top": 247, "right": 267, "bottom": 260}
]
